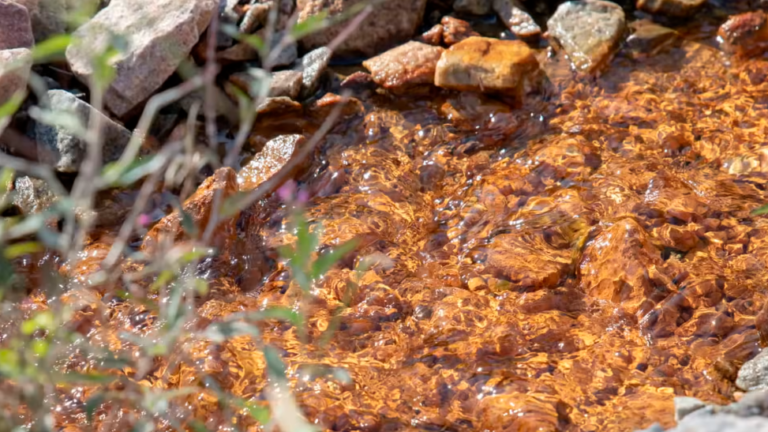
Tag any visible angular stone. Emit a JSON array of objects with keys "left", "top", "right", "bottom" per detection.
[
  {"left": 256, "top": 96, "right": 302, "bottom": 116},
  {"left": 419, "top": 23, "right": 443, "bottom": 46},
  {"left": 296, "top": 0, "right": 428, "bottom": 58},
  {"left": 142, "top": 167, "right": 240, "bottom": 254},
  {"left": 737, "top": 349, "right": 768, "bottom": 392},
  {"left": 268, "top": 70, "right": 303, "bottom": 99},
  {"left": 34, "top": 90, "right": 133, "bottom": 173},
  {"left": 362, "top": 41, "right": 443, "bottom": 92},
  {"left": 297, "top": 46, "right": 331, "bottom": 99},
  {"left": 434, "top": 36, "right": 541, "bottom": 96},
  {"left": 66, "top": 0, "right": 219, "bottom": 117},
  {"left": 440, "top": 16, "right": 479, "bottom": 46},
  {"left": 12, "top": 175, "right": 56, "bottom": 215},
  {"left": 257, "top": 29, "right": 298, "bottom": 68},
  {"left": 718, "top": 11, "right": 768, "bottom": 58},
  {"left": 636, "top": 0, "right": 706, "bottom": 17},
  {"left": 492, "top": 0, "right": 541, "bottom": 39},
  {"left": 237, "top": 134, "right": 305, "bottom": 191},
  {"left": 0, "top": 0, "right": 34, "bottom": 50},
  {"left": 453, "top": 0, "right": 491, "bottom": 15},
  {"left": 547, "top": 0, "right": 626, "bottom": 73},
  {"left": 0, "top": 48, "right": 32, "bottom": 105}
]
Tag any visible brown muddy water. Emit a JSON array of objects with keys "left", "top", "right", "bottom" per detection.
[{"left": 11, "top": 10, "right": 768, "bottom": 432}]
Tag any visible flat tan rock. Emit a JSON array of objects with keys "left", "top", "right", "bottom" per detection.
[
  {"left": 547, "top": 0, "right": 626, "bottom": 73},
  {"left": 237, "top": 134, "right": 306, "bottom": 191},
  {"left": 363, "top": 41, "right": 443, "bottom": 92},
  {"left": 434, "top": 36, "right": 541, "bottom": 96},
  {"left": 296, "top": 0, "right": 428, "bottom": 58},
  {"left": 0, "top": 48, "right": 32, "bottom": 105},
  {"left": 66, "top": 0, "right": 218, "bottom": 117}
]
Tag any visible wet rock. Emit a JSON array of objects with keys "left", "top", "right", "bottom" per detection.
[
  {"left": 268, "top": 70, "right": 303, "bottom": 99},
  {"left": 675, "top": 396, "right": 707, "bottom": 421},
  {"left": 547, "top": 0, "right": 626, "bottom": 73},
  {"left": 237, "top": 134, "right": 305, "bottom": 191},
  {"left": 435, "top": 36, "right": 541, "bottom": 96},
  {"left": 419, "top": 23, "right": 443, "bottom": 46},
  {"left": 256, "top": 96, "right": 302, "bottom": 116},
  {"left": 142, "top": 167, "right": 240, "bottom": 254},
  {"left": 737, "top": 349, "right": 768, "bottom": 391},
  {"left": 297, "top": 46, "right": 331, "bottom": 99},
  {"left": 626, "top": 20, "right": 677, "bottom": 58},
  {"left": 492, "top": 0, "right": 541, "bottom": 39},
  {"left": 362, "top": 41, "right": 443, "bottom": 92},
  {"left": 66, "top": 0, "right": 219, "bottom": 117},
  {"left": 0, "top": 1, "right": 34, "bottom": 50},
  {"left": 296, "top": 0, "right": 428, "bottom": 58},
  {"left": 339, "top": 71, "right": 376, "bottom": 97},
  {"left": 306, "top": 92, "right": 364, "bottom": 123},
  {"left": 0, "top": 48, "right": 32, "bottom": 105},
  {"left": 453, "top": 0, "right": 492, "bottom": 15},
  {"left": 12, "top": 175, "right": 56, "bottom": 215},
  {"left": 719, "top": 11, "right": 768, "bottom": 58},
  {"left": 475, "top": 394, "right": 562, "bottom": 431},
  {"left": 579, "top": 218, "right": 663, "bottom": 314},
  {"left": 440, "top": 16, "right": 480, "bottom": 46},
  {"left": 636, "top": 0, "right": 706, "bottom": 17},
  {"left": 34, "top": 90, "right": 133, "bottom": 173}
]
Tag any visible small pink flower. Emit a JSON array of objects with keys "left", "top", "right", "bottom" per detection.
[
  {"left": 277, "top": 180, "right": 296, "bottom": 202},
  {"left": 297, "top": 189, "right": 309, "bottom": 204},
  {"left": 137, "top": 213, "right": 151, "bottom": 227}
]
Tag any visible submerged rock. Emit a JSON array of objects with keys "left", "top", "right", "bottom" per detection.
[
  {"left": 547, "top": 0, "right": 626, "bottom": 73},
  {"left": 636, "top": 0, "right": 706, "bottom": 17},
  {"left": 296, "top": 0, "right": 428, "bottom": 58},
  {"left": 362, "top": 41, "right": 443, "bottom": 92},
  {"left": 0, "top": 1, "right": 34, "bottom": 50},
  {"left": 492, "top": 0, "right": 541, "bottom": 39},
  {"left": 237, "top": 134, "right": 305, "bottom": 191},
  {"left": 0, "top": 48, "right": 32, "bottom": 105},
  {"left": 435, "top": 36, "right": 541, "bottom": 96},
  {"left": 719, "top": 11, "right": 768, "bottom": 58},
  {"left": 626, "top": 20, "right": 677, "bottom": 58},
  {"left": 66, "top": 0, "right": 218, "bottom": 117},
  {"left": 142, "top": 167, "right": 239, "bottom": 254},
  {"left": 34, "top": 90, "right": 133, "bottom": 173}
]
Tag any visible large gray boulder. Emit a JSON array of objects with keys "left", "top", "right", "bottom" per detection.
[
  {"left": 738, "top": 350, "right": 768, "bottom": 392},
  {"left": 66, "top": 0, "right": 218, "bottom": 117},
  {"left": 34, "top": 90, "right": 133, "bottom": 173}
]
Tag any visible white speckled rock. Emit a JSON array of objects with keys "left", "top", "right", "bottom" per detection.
[{"left": 66, "top": 0, "right": 218, "bottom": 117}]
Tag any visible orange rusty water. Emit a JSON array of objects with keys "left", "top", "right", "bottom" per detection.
[{"left": 10, "top": 15, "right": 768, "bottom": 432}]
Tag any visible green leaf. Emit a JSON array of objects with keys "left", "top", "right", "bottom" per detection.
[
  {"left": 256, "top": 306, "right": 304, "bottom": 328},
  {"left": 57, "top": 371, "right": 115, "bottom": 385},
  {"left": 180, "top": 209, "right": 198, "bottom": 237},
  {"left": 4, "top": 241, "right": 43, "bottom": 259},
  {"left": 311, "top": 238, "right": 358, "bottom": 280},
  {"left": 21, "top": 311, "right": 55, "bottom": 335},
  {"left": 290, "top": 10, "right": 329, "bottom": 40},
  {"left": 85, "top": 394, "right": 106, "bottom": 423},
  {"left": 243, "top": 401, "right": 270, "bottom": 424},
  {"left": 753, "top": 204, "right": 768, "bottom": 215},
  {"left": 0, "top": 93, "right": 24, "bottom": 119},
  {"left": 263, "top": 345, "right": 287, "bottom": 379},
  {"left": 188, "top": 420, "right": 209, "bottom": 432},
  {"left": 31, "top": 35, "right": 73, "bottom": 62},
  {"left": 0, "top": 254, "right": 15, "bottom": 289},
  {"left": 103, "top": 155, "right": 160, "bottom": 187},
  {"left": 31, "top": 339, "right": 49, "bottom": 356},
  {"left": 0, "top": 349, "right": 19, "bottom": 375}
]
